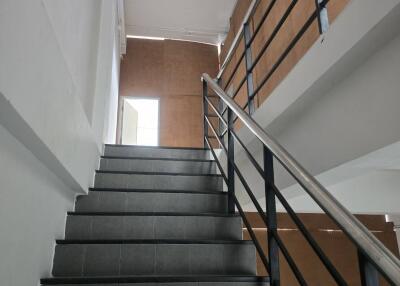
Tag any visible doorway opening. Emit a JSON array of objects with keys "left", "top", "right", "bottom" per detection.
[{"left": 121, "top": 98, "right": 159, "bottom": 146}]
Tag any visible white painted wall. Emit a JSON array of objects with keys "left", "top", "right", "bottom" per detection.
[
  {"left": 233, "top": 0, "right": 400, "bottom": 215},
  {"left": 286, "top": 170, "right": 400, "bottom": 214},
  {"left": 124, "top": 0, "right": 237, "bottom": 44},
  {"left": 0, "top": 0, "right": 121, "bottom": 285},
  {"left": 0, "top": 124, "right": 75, "bottom": 286},
  {"left": 43, "top": 0, "right": 102, "bottom": 121}
]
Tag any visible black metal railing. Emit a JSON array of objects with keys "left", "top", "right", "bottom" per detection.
[
  {"left": 202, "top": 73, "right": 400, "bottom": 285},
  {"left": 217, "top": 0, "right": 329, "bottom": 125},
  {"left": 201, "top": 1, "right": 400, "bottom": 285}
]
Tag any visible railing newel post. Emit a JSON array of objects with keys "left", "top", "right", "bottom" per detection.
[
  {"left": 243, "top": 22, "right": 256, "bottom": 115},
  {"left": 227, "top": 107, "right": 235, "bottom": 213},
  {"left": 264, "top": 146, "right": 280, "bottom": 285},
  {"left": 202, "top": 80, "right": 209, "bottom": 149},
  {"left": 358, "top": 251, "right": 380, "bottom": 286},
  {"left": 315, "top": 0, "right": 329, "bottom": 34},
  {"left": 216, "top": 77, "right": 225, "bottom": 144}
]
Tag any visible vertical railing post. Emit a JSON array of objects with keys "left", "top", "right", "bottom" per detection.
[
  {"left": 264, "top": 146, "right": 280, "bottom": 285},
  {"left": 217, "top": 78, "right": 225, "bottom": 144},
  {"left": 315, "top": 0, "right": 329, "bottom": 34},
  {"left": 203, "top": 80, "right": 209, "bottom": 148},
  {"left": 227, "top": 108, "right": 235, "bottom": 213},
  {"left": 243, "top": 22, "right": 255, "bottom": 115},
  {"left": 358, "top": 251, "right": 380, "bottom": 286}
]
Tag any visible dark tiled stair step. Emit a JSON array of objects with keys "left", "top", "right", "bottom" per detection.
[
  {"left": 75, "top": 191, "right": 228, "bottom": 213},
  {"left": 52, "top": 240, "right": 256, "bottom": 277},
  {"left": 94, "top": 171, "right": 222, "bottom": 192},
  {"left": 89, "top": 188, "right": 226, "bottom": 195},
  {"left": 65, "top": 212, "right": 242, "bottom": 240},
  {"left": 100, "top": 157, "right": 216, "bottom": 175},
  {"left": 104, "top": 145, "right": 212, "bottom": 160},
  {"left": 41, "top": 275, "right": 270, "bottom": 285}
]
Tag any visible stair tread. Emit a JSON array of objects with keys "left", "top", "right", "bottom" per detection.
[
  {"left": 88, "top": 188, "right": 227, "bottom": 195},
  {"left": 105, "top": 144, "right": 208, "bottom": 150},
  {"left": 101, "top": 156, "right": 215, "bottom": 162},
  {"left": 95, "top": 170, "right": 222, "bottom": 177},
  {"left": 42, "top": 275, "right": 269, "bottom": 284},
  {"left": 68, "top": 211, "right": 239, "bottom": 217},
  {"left": 57, "top": 239, "right": 252, "bottom": 244}
]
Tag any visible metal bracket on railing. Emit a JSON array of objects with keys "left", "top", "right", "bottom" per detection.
[{"left": 316, "top": 0, "right": 329, "bottom": 34}]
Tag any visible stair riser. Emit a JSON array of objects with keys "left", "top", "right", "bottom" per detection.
[
  {"left": 75, "top": 192, "right": 228, "bottom": 213},
  {"left": 43, "top": 282, "right": 269, "bottom": 285},
  {"left": 100, "top": 158, "right": 216, "bottom": 175},
  {"left": 53, "top": 243, "right": 256, "bottom": 277},
  {"left": 94, "top": 173, "right": 222, "bottom": 192},
  {"left": 104, "top": 146, "right": 211, "bottom": 160},
  {"left": 65, "top": 216, "right": 242, "bottom": 240}
]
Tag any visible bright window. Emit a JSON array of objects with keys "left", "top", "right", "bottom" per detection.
[{"left": 123, "top": 98, "right": 159, "bottom": 146}]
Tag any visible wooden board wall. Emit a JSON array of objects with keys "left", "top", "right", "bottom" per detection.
[
  {"left": 219, "top": 0, "right": 350, "bottom": 131},
  {"left": 119, "top": 38, "right": 219, "bottom": 147},
  {"left": 244, "top": 212, "right": 399, "bottom": 285}
]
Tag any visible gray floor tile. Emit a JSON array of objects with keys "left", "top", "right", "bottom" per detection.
[
  {"left": 52, "top": 244, "right": 84, "bottom": 276},
  {"left": 83, "top": 244, "right": 120, "bottom": 276},
  {"left": 189, "top": 244, "right": 224, "bottom": 274},
  {"left": 97, "top": 191, "right": 126, "bottom": 211},
  {"left": 123, "top": 216, "right": 155, "bottom": 239},
  {"left": 65, "top": 216, "right": 92, "bottom": 239},
  {"left": 156, "top": 244, "right": 190, "bottom": 274},
  {"left": 120, "top": 244, "right": 156, "bottom": 275},
  {"left": 92, "top": 216, "right": 124, "bottom": 239},
  {"left": 154, "top": 216, "right": 186, "bottom": 239},
  {"left": 184, "top": 217, "right": 216, "bottom": 240},
  {"left": 222, "top": 244, "right": 256, "bottom": 275}
]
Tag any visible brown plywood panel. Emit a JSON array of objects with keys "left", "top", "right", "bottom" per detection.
[
  {"left": 164, "top": 40, "right": 218, "bottom": 96},
  {"left": 232, "top": 0, "right": 252, "bottom": 36},
  {"left": 119, "top": 39, "right": 165, "bottom": 97},
  {"left": 119, "top": 38, "right": 218, "bottom": 147},
  {"left": 159, "top": 95, "right": 204, "bottom": 147},
  {"left": 244, "top": 213, "right": 399, "bottom": 285},
  {"left": 218, "top": 0, "right": 349, "bottom": 131}
]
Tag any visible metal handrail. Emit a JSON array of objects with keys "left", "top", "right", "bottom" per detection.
[{"left": 202, "top": 73, "right": 400, "bottom": 285}]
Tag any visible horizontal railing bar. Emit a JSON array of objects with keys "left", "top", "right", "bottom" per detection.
[
  {"left": 223, "top": 51, "right": 245, "bottom": 91},
  {"left": 271, "top": 229, "right": 307, "bottom": 286},
  {"left": 247, "top": 0, "right": 278, "bottom": 49},
  {"left": 250, "top": 0, "right": 298, "bottom": 74},
  {"left": 202, "top": 73, "right": 400, "bottom": 285},
  {"left": 204, "top": 115, "right": 227, "bottom": 152},
  {"left": 217, "top": 0, "right": 259, "bottom": 80},
  {"left": 207, "top": 114, "right": 219, "bottom": 118},
  {"left": 204, "top": 136, "right": 228, "bottom": 184},
  {"left": 221, "top": 128, "right": 228, "bottom": 138},
  {"left": 231, "top": 75, "right": 247, "bottom": 100},
  {"left": 250, "top": 9, "right": 318, "bottom": 100},
  {"left": 230, "top": 130, "right": 264, "bottom": 177},
  {"left": 205, "top": 115, "right": 267, "bottom": 219},
  {"left": 269, "top": 182, "right": 347, "bottom": 285},
  {"left": 205, "top": 95, "right": 227, "bottom": 126},
  {"left": 234, "top": 195, "right": 271, "bottom": 273}
]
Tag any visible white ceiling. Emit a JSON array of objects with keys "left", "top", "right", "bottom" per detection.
[{"left": 123, "top": 0, "right": 237, "bottom": 45}]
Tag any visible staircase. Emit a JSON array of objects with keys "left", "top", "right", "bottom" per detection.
[{"left": 41, "top": 144, "right": 269, "bottom": 285}]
